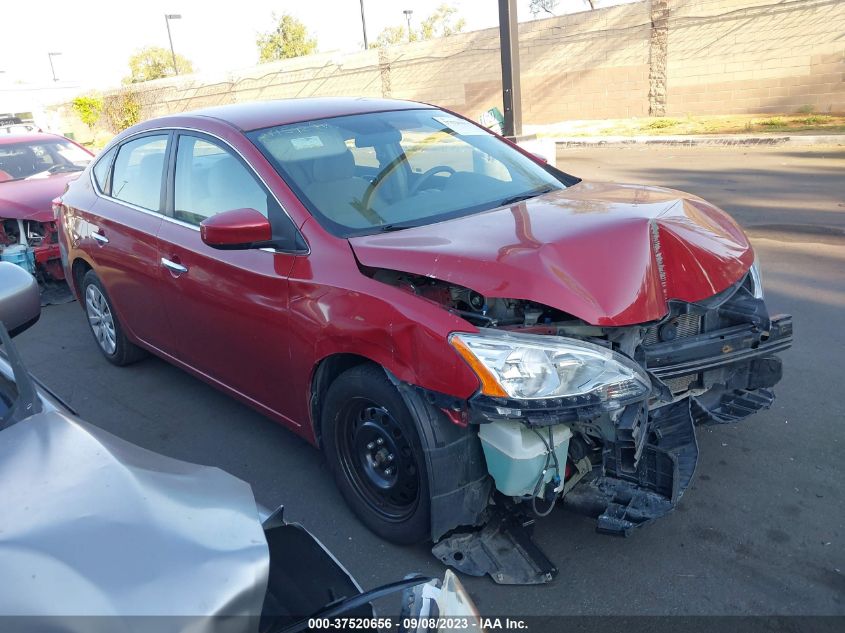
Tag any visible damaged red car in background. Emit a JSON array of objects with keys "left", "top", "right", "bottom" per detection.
[
  {"left": 0, "top": 133, "right": 92, "bottom": 300},
  {"left": 55, "top": 98, "right": 793, "bottom": 585}
]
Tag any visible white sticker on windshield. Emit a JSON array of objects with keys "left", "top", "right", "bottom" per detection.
[
  {"left": 290, "top": 135, "right": 324, "bottom": 150},
  {"left": 433, "top": 116, "right": 486, "bottom": 136}
]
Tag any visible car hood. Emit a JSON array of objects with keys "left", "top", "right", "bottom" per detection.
[
  {"left": 0, "top": 410, "right": 269, "bottom": 623},
  {"left": 0, "top": 172, "right": 79, "bottom": 222},
  {"left": 348, "top": 182, "right": 754, "bottom": 326}
]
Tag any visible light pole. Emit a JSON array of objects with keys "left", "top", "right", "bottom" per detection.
[
  {"left": 48, "top": 52, "right": 62, "bottom": 82},
  {"left": 498, "top": 0, "right": 522, "bottom": 138},
  {"left": 359, "top": 0, "right": 368, "bottom": 49},
  {"left": 403, "top": 9, "right": 413, "bottom": 42},
  {"left": 164, "top": 14, "right": 182, "bottom": 75}
]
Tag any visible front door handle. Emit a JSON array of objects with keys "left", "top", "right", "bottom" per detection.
[
  {"left": 161, "top": 257, "right": 188, "bottom": 275},
  {"left": 92, "top": 232, "right": 109, "bottom": 245}
]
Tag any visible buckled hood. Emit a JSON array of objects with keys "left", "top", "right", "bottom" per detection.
[
  {"left": 348, "top": 182, "right": 754, "bottom": 326},
  {"left": 0, "top": 172, "right": 78, "bottom": 222}
]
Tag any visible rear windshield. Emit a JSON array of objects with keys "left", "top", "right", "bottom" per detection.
[{"left": 248, "top": 108, "right": 567, "bottom": 237}]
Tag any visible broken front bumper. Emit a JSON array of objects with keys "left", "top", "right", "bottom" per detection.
[
  {"left": 433, "top": 300, "right": 792, "bottom": 582},
  {"left": 565, "top": 313, "right": 793, "bottom": 536}
]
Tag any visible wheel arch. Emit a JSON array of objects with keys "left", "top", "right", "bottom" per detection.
[
  {"left": 310, "top": 351, "right": 492, "bottom": 541},
  {"left": 70, "top": 256, "right": 93, "bottom": 300},
  {"left": 309, "top": 353, "right": 381, "bottom": 448}
]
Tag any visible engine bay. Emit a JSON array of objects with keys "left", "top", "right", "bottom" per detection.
[
  {"left": 369, "top": 265, "right": 793, "bottom": 583},
  {"left": 0, "top": 217, "right": 66, "bottom": 288}
]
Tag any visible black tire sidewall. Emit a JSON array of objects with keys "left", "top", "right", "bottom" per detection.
[{"left": 321, "top": 364, "right": 431, "bottom": 545}]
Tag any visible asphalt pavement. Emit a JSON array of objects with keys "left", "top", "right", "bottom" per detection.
[{"left": 14, "top": 143, "right": 845, "bottom": 618}]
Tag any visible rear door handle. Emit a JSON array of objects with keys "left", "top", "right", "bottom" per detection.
[
  {"left": 92, "top": 232, "right": 109, "bottom": 244},
  {"left": 161, "top": 257, "right": 188, "bottom": 275}
]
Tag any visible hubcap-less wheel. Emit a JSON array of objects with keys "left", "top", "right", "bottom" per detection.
[
  {"left": 336, "top": 399, "right": 420, "bottom": 522},
  {"left": 85, "top": 284, "right": 117, "bottom": 355}
]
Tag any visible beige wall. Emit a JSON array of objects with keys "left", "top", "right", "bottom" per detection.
[
  {"left": 54, "top": 0, "right": 844, "bottom": 139},
  {"left": 666, "top": 0, "right": 845, "bottom": 115}
]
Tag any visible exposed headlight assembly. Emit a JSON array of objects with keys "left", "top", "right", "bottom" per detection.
[{"left": 450, "top": 328, "right": 651, "bottom": 409}]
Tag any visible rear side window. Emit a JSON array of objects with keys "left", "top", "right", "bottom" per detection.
[
  {"left": 111, "top": 135, "right": 168, "bottom": 211},
  {"left": 92, "top": 146, "right": 116, "bottom": 193},
  {"left": 173, "top": 135, "right": 269, "bottom": 226}
]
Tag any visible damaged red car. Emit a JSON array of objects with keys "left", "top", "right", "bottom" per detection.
[
  {"left": 0, "top": 133, "right": 92, "bottom": 285},
  {"left": 55, "top": 98, "right": 792, "bottom": 584}
]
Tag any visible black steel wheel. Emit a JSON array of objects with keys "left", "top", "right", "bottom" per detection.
[{"left": 321, "top": 364, "right": 430, "bottom": 544}]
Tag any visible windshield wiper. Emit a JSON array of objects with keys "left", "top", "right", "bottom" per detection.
[
  {"left": 498, "top": 186, "right": 554, "bottom": 207},
  {"left": 374, "top": 221, "right": 422, "bottom": 233},
  {"left": 47, "top": 164, "right": 85, "bottom": 174}
]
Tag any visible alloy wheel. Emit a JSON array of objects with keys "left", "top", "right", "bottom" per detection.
[{"left": 85, "top": 284, "right": 117, "bottom": 355}]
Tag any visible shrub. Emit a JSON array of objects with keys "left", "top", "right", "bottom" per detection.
[
  {"left": 645, "top": 118, "right": 680, "bottom": 129},
  {"left": 801, "top": 115, "right": 831, "bottom": 125},
  {"left": 71, "top": 95, "right": 103, "bottom": 129},
  {"left": 102, "top": 89, "right": 143, "bottom": 133}
]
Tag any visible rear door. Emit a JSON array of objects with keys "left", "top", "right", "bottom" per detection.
[
  {"left": 83, "top": 132, "right": 175, "bottom": 353},
  {"left": 156, "top": 131, "right": 302, "bottom": 427}
]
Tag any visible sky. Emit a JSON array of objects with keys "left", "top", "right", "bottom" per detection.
[{"left": 1, "top": 1, "right": 624, "bottom": 92}]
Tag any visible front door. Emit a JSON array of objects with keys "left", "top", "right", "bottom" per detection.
[{"left": 156, "top": 132, "right": 301, "bottom": 428}]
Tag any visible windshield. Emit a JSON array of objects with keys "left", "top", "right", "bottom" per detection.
[
  {"left": 0, "top": 139, "right": 91, "bottom": 182},
  {"left": 248, "top": 108, "right": 568, "bottom": 237}
]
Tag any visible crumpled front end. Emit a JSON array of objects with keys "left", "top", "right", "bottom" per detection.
[
  {"left": 1, "top": 216, "right": 69, "bottom": 304},
  {"left": 559, "top": 270, "right": 792, "bottom": 536},
  {"left": 426, "top": 269, "right": 791, "bottom": 583}
]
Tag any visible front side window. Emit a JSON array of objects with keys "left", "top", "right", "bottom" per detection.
[
  {"left": 111, "top": 135, "right": 168, "bottom": 211},
  {"left": 173, "top": 135, "right": 269, "bottom": 226},
  {"left": 248, "top": 108, "right": 567, "bottom": 237}
]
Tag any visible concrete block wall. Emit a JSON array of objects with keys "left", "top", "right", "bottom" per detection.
[
  {"left": 666, "top": 0, "right": 845, "bottom": 114},
  {"left": 53, "top": 0, "right": 844, "bottom": 140}
]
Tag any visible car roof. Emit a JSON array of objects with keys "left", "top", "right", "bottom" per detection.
[
  {"left": 187, "top": 97, "right": 436, "bottom": 132},
  {"left": 0, "top": 132, "right": 65, "bottom": 146}
]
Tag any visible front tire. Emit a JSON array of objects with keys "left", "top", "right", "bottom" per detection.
[
  {"left": 321, "top": 364, "right": 430, "bottom": 545},
  {"left": 82, "top": 270, "right": 147, "bottom": 366}
]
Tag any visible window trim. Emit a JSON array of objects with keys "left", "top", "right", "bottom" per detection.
[
  {"left": 89, "top": 126, "right": 308, "bottom": 254},
  {"left": 103, "top": 131, "right": 172, "bottom": 213},
  {"left": 91, "top": 145, "right": 117, "bottom": 195}
]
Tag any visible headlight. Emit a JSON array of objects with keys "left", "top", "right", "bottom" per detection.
[
  {"left": 749, "top": 256, "right": 764, "bottom": 299},
  {"left": 450, "top": 328, "right": 651, "bottom": 408}
]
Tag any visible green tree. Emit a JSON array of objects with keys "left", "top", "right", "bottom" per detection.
[
  {"left": 373, "top": 25, "right": 415, "bottom": 48},
  {"left": 371, "top": 4, "right": 465, "bottom": 49},
  {"left": 125, "top": 46, "right": 194, "bottom": 83},
  {"left": 257, "top": 13, "right": 318, "bottom": 63},
  {"left": 71, "top": 94, "right": 103, "bottom": 129},
  {"left": 419, "top": 4, "right": 466, "bottom": 40}
]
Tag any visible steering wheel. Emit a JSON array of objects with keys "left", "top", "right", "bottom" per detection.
[{"left": 409, "top": 165, "right": 456, "bottom": 195}]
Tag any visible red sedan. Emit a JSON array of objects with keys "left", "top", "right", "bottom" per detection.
[
  {"left": 56, "top": 98, "right": 791, "bottom": 576},
  {"left": 0, "top": 133, "right": 92, "bottom": 284}
]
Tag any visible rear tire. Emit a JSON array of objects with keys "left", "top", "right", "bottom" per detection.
[
  {"left": 321, "top": 364, "right": 430, "bottom": 545},
  {"left": 81, "top": 270, "right": 147, "bottom": 366}
]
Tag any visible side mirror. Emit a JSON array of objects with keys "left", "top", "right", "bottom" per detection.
[
  {"left": 200, "top": 208, "right": 273, "bottom": 250},
  {"left": 0, "top": 262, "right": 41, "bottom": 337}
]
